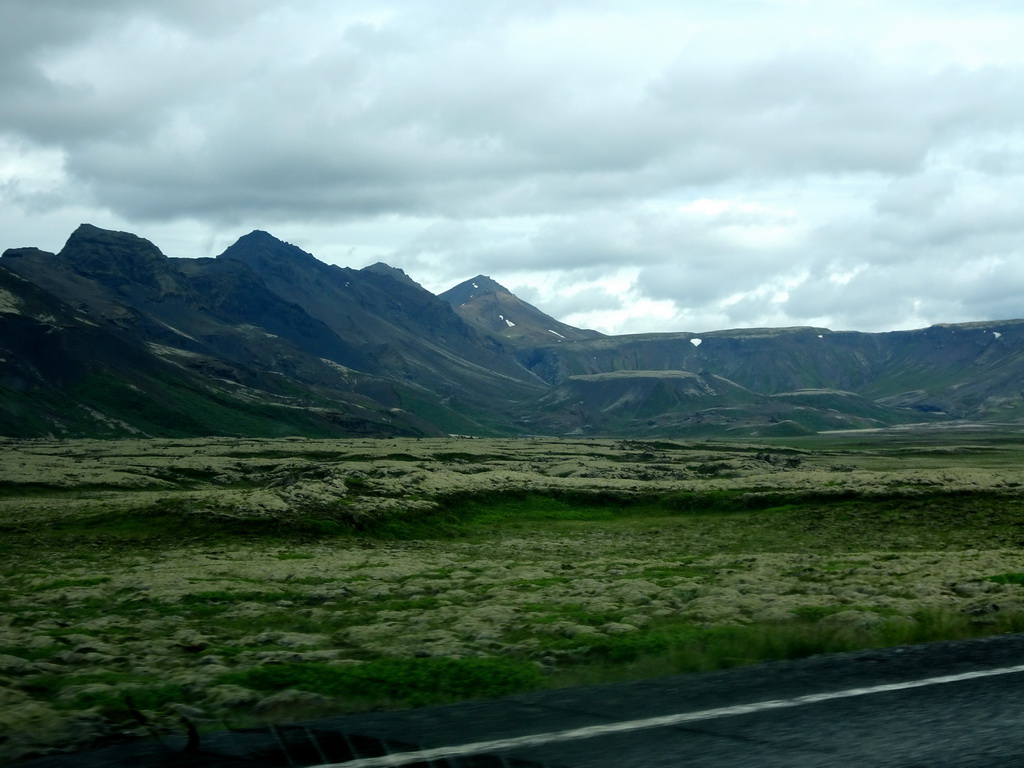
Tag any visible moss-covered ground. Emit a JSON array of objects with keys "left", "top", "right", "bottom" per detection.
[{"left": 3, "top": 426, "right": 1024, "bottom": 761}]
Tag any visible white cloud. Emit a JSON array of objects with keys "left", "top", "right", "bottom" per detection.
[{"left": 3, "top": 1, "right": 1024, "bottom": 333}]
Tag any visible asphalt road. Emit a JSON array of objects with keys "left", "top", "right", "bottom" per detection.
[{"left": 22, "top": 633, "right": 1024, "bottom": 767}]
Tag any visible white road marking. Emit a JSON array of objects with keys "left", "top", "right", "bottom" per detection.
[{"left": 315, "top": 663, "right": 1024, "bottom": 768}]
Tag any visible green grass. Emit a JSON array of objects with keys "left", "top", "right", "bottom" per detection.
[
  {"left": 352, "top": 487, "right": 1024, "bottom": 557},
  {"left": 71, "top": 371, "right": 350, "bottom": 439},
  {"left": 7, "top": 432, "right": 1024, "bottom": 761},
  {"left": 214, "top": 608, "right": 1024, "bottom": 709},
  {"left": 5, "top": 482, "right": 1024, "bottom": 558},
  {"left": 0, "top": 644, "right": 64, "bottom": 661},
  {"left": 276, "top": 551, "right": 315, "bottom": 560},
  {"left": 22, "top": 669, "right": 186, "bottom": 714},
  {"left": 70, "top": 684, "right": 187, "bottom": 717},
  {"left": 32, "top": 576, "right": 112, "bottom": 591},
  {"left": 524, "top": 603, "right": 625, "bottom": 627},
  {"left": 549, "top": 608, "right": 1024, "bottom": 687},
  {"left": 219, "top": 657, "right": 545, "bottom": 710},
  {"left": 987, "top": 573, "right": 1024, "bottom": 585}
]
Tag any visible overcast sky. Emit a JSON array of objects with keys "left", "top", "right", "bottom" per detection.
[{"left": 3, "top": 1, "right": 1024, "bottom": 334}]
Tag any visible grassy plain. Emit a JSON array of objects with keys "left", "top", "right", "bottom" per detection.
[{"left": 3, "top": 425, "right": 1024, "bottom": 761}]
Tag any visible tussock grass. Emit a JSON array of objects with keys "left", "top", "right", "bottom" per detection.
[
  {"left": 220, "top": 657, "right": 545, "bottom": 711},
  {"left": 550, "top": 608, "right": 1024, "bottom": 688},
  {"left": 5, "top": 430, "right": 1024, "bottom": 761},
  {"left": 987, "top": 573, "right": 1024, "bottom": 585}
]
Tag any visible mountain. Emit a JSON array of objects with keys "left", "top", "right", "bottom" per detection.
[
  {"left": 441, "top": 275, "right": 603, "bottom": 346},
  {"left": 0, "top": 225, "right": 541, "bottom": 438},
  {"left": 3, "top": 223, "right": 1024, "bottom": 439},
  {"left": 515, "top": 323, "right": 1024, "bottom": 436},
  {"left": 0, "top": 260, "right": 429, "bottom": 439},
  {"left": 361, "top": 261, "right": 425, "bottom": 289},
  {"left": 214, "top": 231, "right": 546, "bottom": 431}
]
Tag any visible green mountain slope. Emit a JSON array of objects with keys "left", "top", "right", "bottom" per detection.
[{"left": 441, "top": 274, "right": 603, "bottom": 346}]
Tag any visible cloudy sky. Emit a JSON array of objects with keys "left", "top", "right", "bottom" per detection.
[{"left": 3, "top": 1, "right": 1024, "bottom": 334}]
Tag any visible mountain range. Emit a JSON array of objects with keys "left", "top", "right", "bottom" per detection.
[{"left": 2, "top": 224, "right": 1023, "bottom": 439}]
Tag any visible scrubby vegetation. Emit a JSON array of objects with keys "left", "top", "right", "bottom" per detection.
[{"left": 3, "top": 426, "right": 1024, "bottom": 761}]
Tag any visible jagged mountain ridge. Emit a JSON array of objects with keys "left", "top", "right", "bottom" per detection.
[
  {"left": 217, "top": 232, "right": 536, "bottom": 391},
  {"left": 0, "top": 261, "right": 427, "bottom": 438},
  {"left": 0, "top": 225, "right": 543, "bottom": 437},
  {"left": 3, "top": 223, "right": 1024, "bottom": 439}
]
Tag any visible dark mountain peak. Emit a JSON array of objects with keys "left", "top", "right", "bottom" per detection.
[
  {"left": 56, "top": 224, "right": 173, "bottom": 290},
  {"left": 361, "top": 262, "right": 424, "bottom": 290},
  {"left": 218, "top": 231, "right": 319, "bottom": 271},
  {"left": 12, "top": 223, "right": 1024, "bottom": 440},
  {"left": 439, "top": 275, "right": 510, "bottom": 306},
  {"left": 242, "top": 229, "right": 277, "bottom": 241},
  {"left": 440, "top": 275, "right": 603, "bottom": 346},
  {"left": 1, "top": 247, "right": 56, "bottom": 260},
  {"left": 236, "top": 229, "right": 299, "bottom": 249},
  {"left": 61, "top": 223, "right": 166, "bottom": 264}
]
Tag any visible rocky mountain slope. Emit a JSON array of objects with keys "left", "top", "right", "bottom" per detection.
[
  {"left": 3, "top": 224, "right": 1024, "bottom": 439},
  {"left": 0, "top": 226, "right": 542, "bottom": 438}
]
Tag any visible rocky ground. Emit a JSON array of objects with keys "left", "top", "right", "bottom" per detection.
[{"left": 2, "top": 432, "right": 1024, "bottom": 762}]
